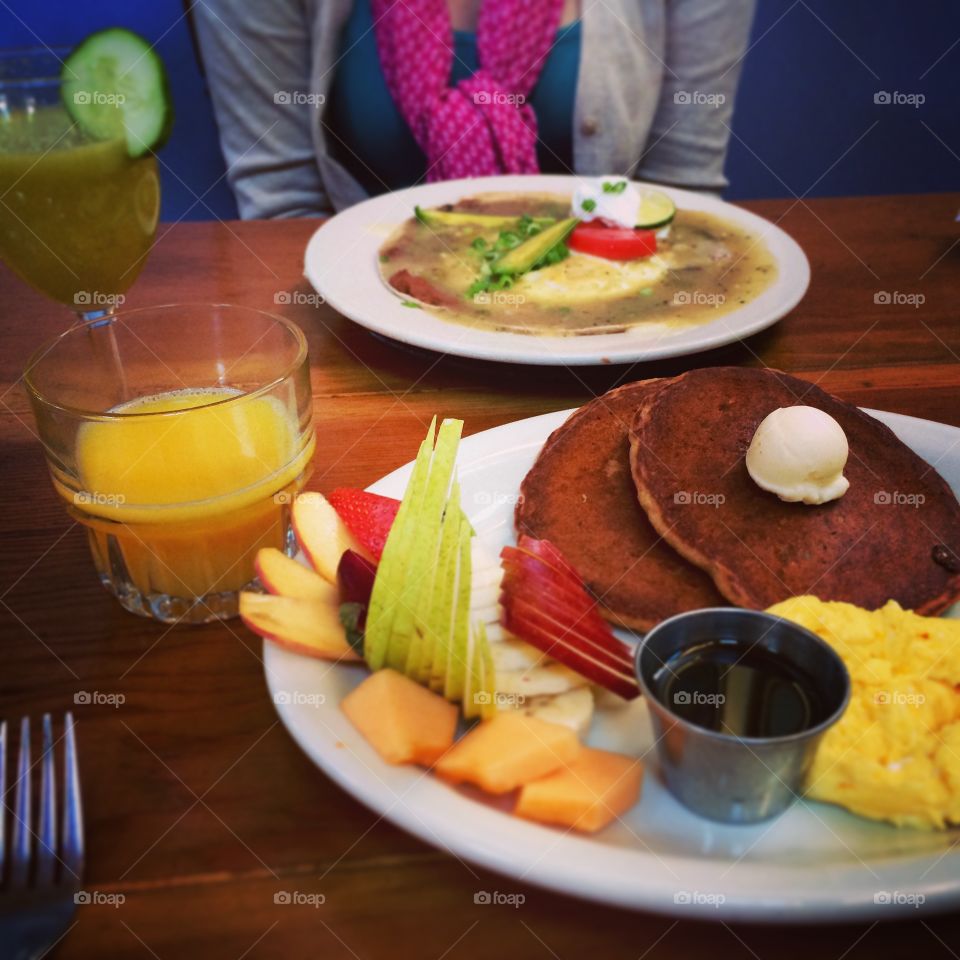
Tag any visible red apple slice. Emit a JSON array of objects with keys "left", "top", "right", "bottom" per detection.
[
  {"left": 240, "top": 592, "right": 362, "bottom": 662},
  {"left": 255, "top": 548, "right": 338, "bottom": 603},
  {"left": 292, "top": 492, "right": 372, "bottom": 583},
  {"left": 501, "top": 537, "right": 640, "bottom": 700}
]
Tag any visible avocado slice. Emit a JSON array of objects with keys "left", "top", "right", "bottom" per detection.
[
  {"left": 415, "top": 206, "right": 554, "bottom": 229},
  {"left": 491, "top": 217, "right": 579, "bottom": 275}
]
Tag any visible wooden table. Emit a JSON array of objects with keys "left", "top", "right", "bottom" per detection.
[{"left": 2, "top": 194, "right": 958, "bottom": 958}]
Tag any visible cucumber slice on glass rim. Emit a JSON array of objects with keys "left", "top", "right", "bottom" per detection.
[
  {"left": 61, "top": 28, "right": 173, "bottom": 157},
  {"left": 634, "top": 190, "right": 676, "bottom": 230}
]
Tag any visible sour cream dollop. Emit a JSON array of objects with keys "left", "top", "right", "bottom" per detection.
[
  {"left": 571, "top": 178, "right": 642, "bottom": 229},
  {"left": 745, "top": 406, "right": 850, "bottom": 505}
]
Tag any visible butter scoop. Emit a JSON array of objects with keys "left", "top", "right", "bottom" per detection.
[{"left": 745, "top": 406, "right": 850, "bottom": 505}]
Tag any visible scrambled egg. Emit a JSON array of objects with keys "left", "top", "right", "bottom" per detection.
[
  {"left": 516, "top": 252, "right": 668, "bottom": 306},
  {"left": 768, "top": 596, "right": 960, "bottom": 830}
]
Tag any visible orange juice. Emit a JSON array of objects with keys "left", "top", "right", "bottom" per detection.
[{"left": 60, "top": 387, "right": 314, "bottom": 610}]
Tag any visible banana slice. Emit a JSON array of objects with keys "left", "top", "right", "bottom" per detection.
[
  {"left": 490, "top": 637, "right": 553, "bottom": 673},
  {"left": 506, "top": 687, "right": 596, "bottom": 736},
  {"left": 495, "top": 660, "right": 586, "bottom": 697}
]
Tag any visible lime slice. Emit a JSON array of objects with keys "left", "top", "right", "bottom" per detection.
[
  {"left": 61, "top": 28, "right": 173, "bottom": 157},
  {"left": 635, "top": 190, "right": 676, "bottom": 230}
]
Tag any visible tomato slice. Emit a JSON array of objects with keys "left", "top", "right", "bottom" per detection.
[{"left": 568, "top": 224, "right": 657, "bottom": 261}]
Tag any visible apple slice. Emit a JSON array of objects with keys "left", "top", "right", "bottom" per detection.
[
  {"left": 256, "top": 548, "right": 337, "bottom": 603},
  {"left": 500, "top": 536, "right": 640, "bottom": 700},
  {"left": 365, "top": 419, "right": 437, "bottom": 669},
  {"left": 240, "top": 592, "right": 362, "bottom": 662},
  {"left": 292, "top": 492, "right": 371, "bottom": 584}
]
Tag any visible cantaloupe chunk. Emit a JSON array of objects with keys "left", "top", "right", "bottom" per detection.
[
  {"left": 515, "top": 747, "right": 643, "bottom": 833},
  {"left": 434, "top": 713, "right": 580, "bottom": 795},
  {"left": 341, "top": 669, "right": 458, "bottom": 766}
]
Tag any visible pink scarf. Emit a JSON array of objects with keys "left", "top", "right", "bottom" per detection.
[{"left": 371, "top": 0, "right": 565, "bottom": 180}]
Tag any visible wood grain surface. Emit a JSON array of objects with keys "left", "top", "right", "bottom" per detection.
[{"left": 1, "top": 194, "right": 958, "bottom": 958}]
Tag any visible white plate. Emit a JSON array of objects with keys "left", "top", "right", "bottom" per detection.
[
  {"left": 264, "top": 407, "right": 960, "bottom": 921},
  {"left": 303, "top": 175, "right": 810, "bottom": 366}
]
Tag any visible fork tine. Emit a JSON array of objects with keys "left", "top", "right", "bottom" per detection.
[
  {"left": 10, "top": 716, "right": 31, "bottom": 888},
  {"left": 35, "top": 714, "right": 57, "bottom": 887},
  {"left": 61, "top": 712, "right": 83, "bottom": 884},
  {"left": 0, "top": 720, "right": 6, "bottom": 881}
]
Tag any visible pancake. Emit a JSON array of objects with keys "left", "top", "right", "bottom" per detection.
[
  {"left": 629, "top": 367, "right": 960, "bottom": 614},
  {"left": 516, "top": 381, "right": 725, "bottom": 630}
]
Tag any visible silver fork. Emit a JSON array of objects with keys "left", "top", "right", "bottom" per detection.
[{"left": 0, "top": 713, "right": 84, "bottom": 960}]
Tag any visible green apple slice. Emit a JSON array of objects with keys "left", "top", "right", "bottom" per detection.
[
  {"left": 391, "top": 419, "right": 462, "bottom": 672},
  {"left": 364, "top": 418, "right": 436, "bottom": 669},
  {"left": 444, "top": 512, "right": 473, "bottom": 702},
  {"left": 426, "top": 483, "right": 461, "bottom": 691}
]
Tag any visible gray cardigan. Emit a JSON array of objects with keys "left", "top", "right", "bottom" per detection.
[{"left": 194, "top": 0, "right": 755, "bottom": 219}]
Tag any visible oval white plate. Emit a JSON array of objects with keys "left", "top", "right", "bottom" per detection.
[
  {"left": 264, "top": 407, "right": 960, "bottom": 921},
  {"left": 303, "top": 175, "right": 810, "bottom": 366}
]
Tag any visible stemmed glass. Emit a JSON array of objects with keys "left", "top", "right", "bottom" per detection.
[{"left": 0, "top": 46, "right": 159, "bottom": 321}]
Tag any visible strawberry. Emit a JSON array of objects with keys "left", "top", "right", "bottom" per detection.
[
  {"left": 500, "top": 535, "right": 640, "bottom": 700},
  {"left": 327, "top": 488, "right": 401, "bottom": 561}
]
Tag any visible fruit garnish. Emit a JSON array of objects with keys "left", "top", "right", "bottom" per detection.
[
  {"left": 61, "top": 28, "right": 173, "bottom": 157},
  {"left": 292, "top": 491, "right": 371, "bottom": 583},
  {"left": 255, "top": 547, "right": 336, "bottom": 603},
  {"left": 327, "top": 488, "right": 401, "bottom": 561},
  {"left": 364, "top": 418, "right": 494, "bottom": 710},
  {"left": 337, "top": 549, "right": 378, "bottom": 654},
  {"left": 500, "top": 536, "right": 640, "bottom": 700},
  {"left": 239, "top": 592, "right": 361, "bottom": 662}
]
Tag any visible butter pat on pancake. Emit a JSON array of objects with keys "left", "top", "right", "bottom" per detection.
[
  {"left": 629, "top": 367, "right": 960, "bottom": 613},
  {"left": 769, "top": 595, "right": 960, "bottom": 829}
]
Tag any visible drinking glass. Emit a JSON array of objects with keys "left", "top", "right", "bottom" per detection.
[
  {"left": 0, "top": 47, "right": 159, "bottom": 319},
  {"left": 25, "top": 304, "right": 315, "bottom": 624}
]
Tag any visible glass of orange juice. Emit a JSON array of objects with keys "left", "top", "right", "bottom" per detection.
[{"left": 24, "top": 304, "right": 315, "bottom": 624}]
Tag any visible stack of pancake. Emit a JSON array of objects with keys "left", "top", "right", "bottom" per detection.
[{"left": 516, "top": 367, "right": 960, "bottom": 630}]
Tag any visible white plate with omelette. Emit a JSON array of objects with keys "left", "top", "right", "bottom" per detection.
[
  {"left": 265, "top": 407, "right": 960, "bottom": 921},
  {"left": 303, "top": 174, "right": 810, "bottom": 366}
]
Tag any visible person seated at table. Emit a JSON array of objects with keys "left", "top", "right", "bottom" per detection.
[{"left": 194, "top": 0, "right": 755, "bottom": 219}]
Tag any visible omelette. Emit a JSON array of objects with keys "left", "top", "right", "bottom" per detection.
[{"left": 769, "top": 595, "right": 960, "bottom": 830}]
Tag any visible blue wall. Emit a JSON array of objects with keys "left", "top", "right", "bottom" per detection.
[
  {"left": 725, "top": 0, "right": 960, "bottom": 200},
  {"left": 3, "top": 1, "right": 957, "bottom": 218}
]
